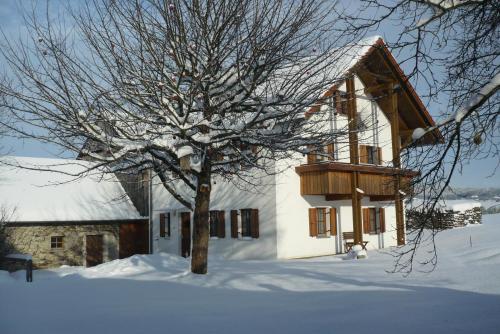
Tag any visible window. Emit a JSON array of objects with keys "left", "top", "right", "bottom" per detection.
[
  {"left": 308, "top": 207, "right": 337, "bottom": 237},
  {"left": 232, "top": 209, "right": 259, "bottom": 239},
  {"left": 209, "top": 211, "right": 226, "bottom": 238},
  {"left": 160, "top": 213, "right": 171, "bottom": 237},
  {"left": 359, "top": 145, "right": 382, "bottom": 165},
  {"left": 363, "top": 208, "right": 386, "bottom": 234},
  {"left": 317, "top": 208, "right": 327, "bottom": 236},
  {"left": 307, "top": 144, "right": 334, "bottom": 164},
  {"left": 50, "top": 236, "right": 64, "bottom": 249},
  {"left": 241, "top": 209, "right": 252, "bottom": 237},
  {"left": 334, "top": 91, "right": 348, "bottom": 115}
]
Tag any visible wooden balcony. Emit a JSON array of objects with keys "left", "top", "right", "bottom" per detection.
[{"left": 295, "top": 162, "right": 417, "bottom": 200}]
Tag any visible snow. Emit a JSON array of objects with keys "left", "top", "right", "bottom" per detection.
[
  {"left": 1, "top": 214, "right": 500, "bottom": 333},
  {"left": 0, "top": 156, "right": 143, "bottom": 222},
  {"left": 454, "top": 72, "right": 500, "bottom": 123},
  {"left": 176, "top": 145, "right": 193, "bottom": 158},
  {"left": 412, "top": 127, "right": 426, "bottom": 141}
]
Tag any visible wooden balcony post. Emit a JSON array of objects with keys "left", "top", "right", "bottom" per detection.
[
  {"left": 346, "top": 76, "right": 363, "bottom": 245},
  {"left": 390, "top": 83, "right": 405, "bottom": 245}
]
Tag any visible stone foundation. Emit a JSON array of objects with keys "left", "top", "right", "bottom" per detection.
[{"left": 2, "top": 223, "right": 119, "bottom": 269}]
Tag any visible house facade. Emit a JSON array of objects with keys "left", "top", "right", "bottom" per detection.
[
  {"left": 0, "top": 156, "right": 149, "bottom": 268},
  {"left": 150, "top": 37, "right": 439, "bottom": 260}
]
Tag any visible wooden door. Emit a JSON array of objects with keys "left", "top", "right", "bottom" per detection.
[
  {"left": 86, "top": 235, "right": 103, "bottom": 267},
  {"left": 181, "top": 212, "right": 191, "bottom": 258}
]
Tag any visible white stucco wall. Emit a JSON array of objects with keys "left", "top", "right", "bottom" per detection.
[
  {"left": 274, "top": 157, "right": 399, "bottom": 259},
  {"left": 149, "top": 74, "right": 403, "bottom": 261},
  {"left": 152, "top": 172, "right": 278, "bottom": 260}
]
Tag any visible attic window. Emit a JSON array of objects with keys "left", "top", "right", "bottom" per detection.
[
  {"left": 50, "top": 236, "right": 64, "bottom": 249},
  {"left": 333, "top": 91, "right": 348, "bottom": 115}
]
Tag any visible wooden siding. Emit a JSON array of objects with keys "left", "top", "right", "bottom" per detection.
[{"left": 297, "top": 163, "right": 415, "bottom": 197}]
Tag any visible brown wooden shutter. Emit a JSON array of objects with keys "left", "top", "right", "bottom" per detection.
[
  {"left": 217, "top": 211, "right": 226, "bottom": 238},
  {"left": 160, "top": 213, "right": 166, "bottom": 237},
  {"left": 329, "top": 208, "right": 337, "bottom": 236},
  {"left": 250, "top": 209, "right": 259, "bottom": 238},
  {"left": 230, "top": 210, "right": 238, "bottom": 238},
  {"left": 327, "top": 144, "right": 334, "bottom": 160},
  {"left": 377, "top": 147, "right": 382, "bottom": 165},
  {"left": 379, "top": 208, "right": 386, "bottom": 233},
  {"left": 308, "top": 208, "right": 318, "bottom": 237},
  {"left": 359, "top": 145, "right": 368, "bottom": 163},
  {"left": 362, "top": 208, "right": 370, "bottom": 234},
  {"left": 307, "top": 145, "right": 315, "bottom": 164}
]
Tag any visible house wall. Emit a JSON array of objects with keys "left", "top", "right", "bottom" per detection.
[
  {"left": 3, "top": 223, "right": 119, "bottom": 268},
  {"left": 275, "top": 159, "right": 399, "bottom": 259},
  {"left": 152, "top": 172, "right": 278, "bottom": 260},
  {"left": 274, "top": 75, "right": 400, "bottom": 259}
]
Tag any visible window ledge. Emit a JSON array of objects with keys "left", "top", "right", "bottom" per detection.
[
  {"left": 210, "top": 237, "right": 219, "bottom": 240},
  {"left": 239, "top": 236, "right": 254, "bottom": 241}
]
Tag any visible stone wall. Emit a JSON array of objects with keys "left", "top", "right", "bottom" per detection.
[{"left": 2, "top": 223, "right": 119, "bottom": 269}]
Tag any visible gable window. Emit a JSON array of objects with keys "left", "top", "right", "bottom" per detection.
[
  {"left": 209, "top": 210, "right": 225, "bottom": 238},
  {"left": 363, "top": 208, "right": 386, "bottom": 234},
  {"left": 50, "top": 236, "right": 64, "bottom": 249},
  {"left": 307, "top": 144, "right": 334, "bottom": 164},
  {"left": 160, "top": 213, "right": 171, "bottom": 237},
  {"left": 334, "top": 91, "right": 348, "bottom": 115},
  {"left": 359, "top": 145, "right": 382, "bottom": 165}
]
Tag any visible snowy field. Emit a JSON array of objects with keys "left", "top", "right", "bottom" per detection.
[{"left": 1, "top": 215, "right": 500, "bottom": 334}]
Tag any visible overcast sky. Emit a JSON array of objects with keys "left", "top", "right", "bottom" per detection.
[{"left": 0, "top": 0, "right": 498, "bottom": 188}]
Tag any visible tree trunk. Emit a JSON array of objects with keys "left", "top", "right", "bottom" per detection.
[{"left": 190, "top": 167, "right": 211, "bottom": 274}]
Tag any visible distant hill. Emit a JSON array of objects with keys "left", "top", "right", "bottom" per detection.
[{"left": 443, "top": 187, "right": 500, "bottom": 214}]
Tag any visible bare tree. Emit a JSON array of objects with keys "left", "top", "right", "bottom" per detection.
[
  {"left": 339, "top": 0, "right": 499, "bottom": 273},
  {"left": 0, "top": 0, "right": 358, "bottom": 274}
]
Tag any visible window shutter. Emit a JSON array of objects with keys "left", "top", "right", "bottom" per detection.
[
  {"left": 329, "top": 208, "right": 337, "bottom": 236},
  {"left": 362, "top": 208, "right": 370, "bottom": 234},
  {"left": 327, "top": 144, "right": 334, "bottom": 160},
  {"left": 230, "top": 210, "right": 238, "bottom": 238},
  {"left": 308, "top": 208, "right": 318, "bottom": 237},
  {"left": 167, "top": 213, "right": 171, "bottom": 236},
  {"left": 379, "top": 208, "right": 386, "bottom": 233},
  {"left": 250, "top": 209, "right": 259, "bottom": 238},
  {"left": 160, "top": 213, "right": 166, "bottom": 237},
  {"left": 218, "top": 211, "right": 226, "bottom": 238},
  {"left": 377, "top": 147, "right": 382, "bottom": 165},
  {"left": 307, "top": 145, "right": 315, "bottom": 164},
  {"left": 359, "top": 145, "right": 368, "bottom": 163}
]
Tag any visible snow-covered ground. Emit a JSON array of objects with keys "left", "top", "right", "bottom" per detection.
[{"left": 1, "top": 215, "right": 500, "bottom": 334}]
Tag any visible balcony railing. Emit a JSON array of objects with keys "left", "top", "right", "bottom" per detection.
[{"left": 295, "top": 162, "right": 417, "bottom": 199}]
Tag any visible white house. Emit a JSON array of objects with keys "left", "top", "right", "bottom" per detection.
[{"left": 149, "top": 36, "right": 440, "bottom": 260}]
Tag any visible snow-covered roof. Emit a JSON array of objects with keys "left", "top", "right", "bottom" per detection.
[{"left": 0, "top": 156, "right": 144, "bottom": 222}]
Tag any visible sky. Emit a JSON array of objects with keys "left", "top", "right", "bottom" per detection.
[{"left": 0, "top": 0, "right": 498, "bottom": 189}]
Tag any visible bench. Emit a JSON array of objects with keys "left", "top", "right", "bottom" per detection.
[
  {"left": 342, "top": 232, "right": 368, "bottom": 252},
  {"left": 4, "top": 254, "right": 33, "bottom": 282}
]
